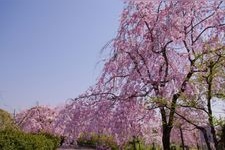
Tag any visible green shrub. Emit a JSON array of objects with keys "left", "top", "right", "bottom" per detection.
[
  {"left": 124, "top": 137, "right": 160, "bottom": 150},
  {"left": 77, "top": 132, "right": 119, "bottom": 150},
  {"left": 0, "top": 129, "right": 59, "bottom": 150},
  {"left": 0, "top": 109, "right": 18, "bottom": 131},
  {"left": 35, "top": 132, "right": 60, "bottom": 149}
]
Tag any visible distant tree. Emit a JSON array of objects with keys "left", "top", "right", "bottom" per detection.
[
  {"left": 53, "top": 98, "right": 159, "bottom": 148},
  {"left": 15, "top": 106, "right": 57, "bottom": 134}
]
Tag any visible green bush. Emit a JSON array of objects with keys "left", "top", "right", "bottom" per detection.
[
  {"left": 77, "top": 132, "right": 119, "bottom": 150},
  {"left": 0, "top": 109, "right": 18, "bottom": 131},
  {"left": 0, "top": 129, "right": 60, "bottom": 150},
  {"left": 35, "top": 132, "right": 61, "bottom": 149},
  {"left": 124, "top": 137, "right": 160, "bottom": 150}
]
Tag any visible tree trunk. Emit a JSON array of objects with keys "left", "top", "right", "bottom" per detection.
[
  {"left": 208, "top": 110, "right": 219, "bottom": 150},
  {"left": 160, "top": 107, "right": 172, "bottom": 150},
  {"left": 200, "top": 127, "right": 212, "bottom": 150},
  {"left": 132, "top": 136, "right": 137, "bottom": 150},
  {"left": 196, "top": 143, "right": 200, "bottom": 150},
  {"left": 162, "top": 125, "right": 172, "bottom": 150},
  {"left": 180, "top": 127, "right": 185, "bottom": 150},
  {"left": 207, "top": 65, "right": 219, "bottom": 150}
]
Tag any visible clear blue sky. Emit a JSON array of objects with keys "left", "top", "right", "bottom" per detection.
[{"left": 0, "top": 0, "right": 124, "bottom": 112}]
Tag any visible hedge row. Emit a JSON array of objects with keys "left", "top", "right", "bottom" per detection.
[
  {"left": 77, "top": 133, "right": 161, "bottom": 150},
  {"left": 77, "top": 132, "right": 119, "bottom": 150},
  {"left": 0, "top": 129, "right": 60, "bottom": 150}
]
